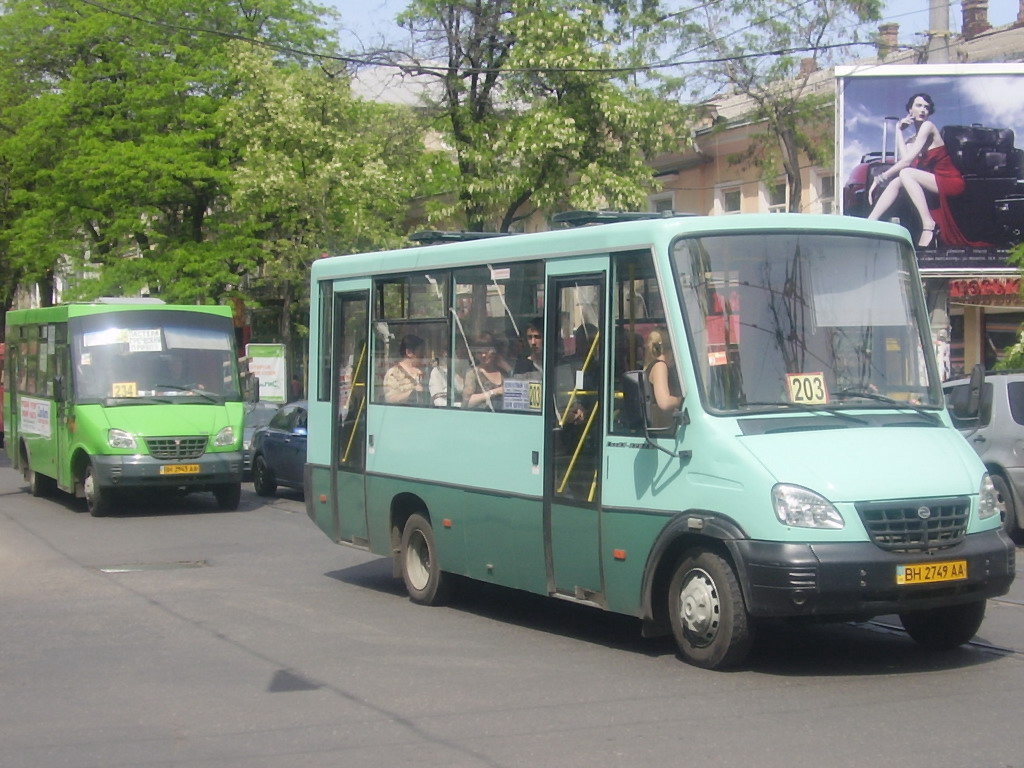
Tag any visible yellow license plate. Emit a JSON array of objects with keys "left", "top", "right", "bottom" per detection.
[
  {"left": 896, "top": 560, "right": 967, "bottom": 585},
  {"left": 160, "top": 464, "right": 200, "bottom": 475}
]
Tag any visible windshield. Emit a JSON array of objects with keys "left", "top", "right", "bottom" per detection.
[
  {"left": 672, "top": 232, "right": 940, "bottom": 414},
  {"left": 70, "top": 309, "right": 242, "bottom": 403}
]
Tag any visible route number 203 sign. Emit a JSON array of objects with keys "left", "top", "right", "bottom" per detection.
[{"left": 785, "top": 372, "right": 828, "bottom": 405}]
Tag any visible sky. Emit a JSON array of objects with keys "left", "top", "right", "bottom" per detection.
[{"left": 329, "top": 1, "right": 1023, "bottom": 51}]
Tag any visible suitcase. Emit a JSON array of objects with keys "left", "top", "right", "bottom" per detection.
[
  {"left": 941, "top": 124, "right": 1018, "bottom": 178},
  {"left": 994, "top": 195, "right": 1024, "bottom": 243}
]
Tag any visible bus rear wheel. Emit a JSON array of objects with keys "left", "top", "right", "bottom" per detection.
[
  {"left": 899, "top": 600, "right": 986, "bottom": 650},
  {"left": 84, "top": 462, "right": 113, "bottom": 517},
  {"left": 668, "top": 549, "right": 752, "bottom": 669},
  {"left": 25, "top": 459, "right": 56, "bottom": 498},
  {"left": 400, "top": 513, "right": 450, "bottom": 606}
]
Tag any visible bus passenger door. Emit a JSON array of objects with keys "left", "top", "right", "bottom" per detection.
[
  {"left": 545, "top": 270, "right": 606, "bottom": 601},
  {"left": 332, "top": 291, "right": 370, "bottom": 545}
]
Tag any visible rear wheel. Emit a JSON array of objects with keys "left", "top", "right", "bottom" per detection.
[
  {"left": 899, "top": 600, "right": 986, "bottom": 650},
  {"left": 84, "top": 462, "right": 113, "bottom": 517},
  {"left": 25, "top": 458, "right": 56, "bottom": 498},
  {"left": 252, "top": 455, "right": 277, "bottom": 497},
  {"left": 400, "top": 513, "right": 450, "bottom": 606},
  {"left": 213, "top": 482, "right": 241, "bottom": 511},
  {"left": 991, "top": 474, "right": 1020, "bottom": 542},
  {"left": 667, "top": 549, "right": 752, "bottom": 669}
]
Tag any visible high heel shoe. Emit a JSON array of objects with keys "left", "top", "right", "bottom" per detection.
[{"left": 918, "top": 226, "right": 939, "bottom": 250}]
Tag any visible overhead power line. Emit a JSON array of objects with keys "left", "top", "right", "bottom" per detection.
[{"left": 74, "top": 0, "right": 877, "bottom": 76}]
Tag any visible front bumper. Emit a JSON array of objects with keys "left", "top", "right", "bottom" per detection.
[
  {"left": 91, "top": 451, "right": 243, "bottom": 489},
  {"left": 731, "top": 529, "right": 1015, "bottom": 619}
]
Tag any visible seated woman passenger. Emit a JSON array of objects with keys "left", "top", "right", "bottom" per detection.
[
  {"left": 382, "top": 334, "right": 428, "bottom": 405},
  {"left": 463, "top": 332, "right": 505, "bottom": 409},
  {"left": 644, "top": 327, "right": 683, "bottom": 429}
]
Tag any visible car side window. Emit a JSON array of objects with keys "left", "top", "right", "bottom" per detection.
[
  {"left": 268, "top": 407, "right": 291, "bottom": 430},
  {"left": 1007, "top": 382, "right": 1024, "bottom": 425}
]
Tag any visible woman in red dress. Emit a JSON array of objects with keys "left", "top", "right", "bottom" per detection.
[{"left": 867, "top": 92, "right": 988, "bottom": 248}]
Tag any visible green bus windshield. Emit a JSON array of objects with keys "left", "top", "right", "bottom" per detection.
[{"left": 70, "top": 309, "right": 241, "bottom": 404}]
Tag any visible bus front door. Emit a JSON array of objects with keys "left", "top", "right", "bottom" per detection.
[
  {"left": 545, "top": 271, "right": 606, "bottom": 602},
  {"left": 332, "top": 291, "right": 370, "bottom": 545}
]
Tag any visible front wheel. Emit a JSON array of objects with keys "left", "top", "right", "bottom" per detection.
[
  {"left": 84, "top": 462, "right": 113, "bottom": 517},
  {"left": 667, "top": 549, "right": 753, "bottom": 669},
  {"left": 400, "top": 513, "right": 451, "bottom": 606},
  {"left": 899, "top": 600, "right": 986, "bottom": 650},
  {"left": 213, "top": 482, "right": 241, "bottom": 511}
]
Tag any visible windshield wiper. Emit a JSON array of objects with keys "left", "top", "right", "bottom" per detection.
[
  {"left": 152, "top": 384, "right": 221, "bottom": 404},
  {"left": 832, "top": 388, "right": 938, "bottom": 420},
  {"left": 737, "top": 401, "right": 868, "bottom": 425}
]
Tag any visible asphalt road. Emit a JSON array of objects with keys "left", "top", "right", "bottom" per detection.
[{"left": 2, "top": 451, "right": 1023, "bottom": 768}]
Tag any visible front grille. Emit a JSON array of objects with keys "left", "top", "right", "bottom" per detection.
[
  {"left": 145, "top": 436, "right": 208, "bottom": 460},
  {"left": 856, "top": 497, "right": 969, "bottom": 553}
]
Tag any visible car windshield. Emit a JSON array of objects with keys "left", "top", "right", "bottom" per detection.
[
  {"left": 672, "top": 232, "right": 941, "bottom": 414},
  {"left": 71, "top": 310, "right": 242, "bottom": 403}
]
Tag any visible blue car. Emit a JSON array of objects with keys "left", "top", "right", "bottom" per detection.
[
  {"left": 242, "top": 401, "right": 281, "bottom": 479},
  {"left": 251, "top": 400, "right": 307, "bottom": 497}
]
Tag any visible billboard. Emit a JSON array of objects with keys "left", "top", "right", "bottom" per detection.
[{"left": 836, "top": 63, "right": 1024, "bottom": 270}]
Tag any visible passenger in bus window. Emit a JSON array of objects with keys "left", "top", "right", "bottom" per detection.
[
  {"left": 513, "top": 317, "right": 544, "bottom": 378},
  {"left": 644, "top": 327, "right": 683, "bottom": 429},
  {"left": 382, "top": 334, "right": 428, "bottom": 405},
  {"left": 463, "top": 332, "right": 505, "bottom": 409},
  {"left": 428, "top": 349, "right": 462, "bottom": 407}
]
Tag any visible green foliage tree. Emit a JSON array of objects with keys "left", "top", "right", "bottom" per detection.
[
  {"left": 0, "top": 0, "right": 331, "bottom": 306},
  {"left": 392, "top": 0, "right": 686, "bottom": 232},
  {"left": 221, "top": 43, "right": 438, "bottom": 358},
  {"left": 667, "top": 0, "right": 881, "bottom": 211}
]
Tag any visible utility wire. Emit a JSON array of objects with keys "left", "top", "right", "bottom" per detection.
[{"left": 72, "top": 0, "right": 878, "bottom": 77}]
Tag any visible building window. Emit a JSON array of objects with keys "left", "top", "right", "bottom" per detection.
[
  {"left": 649, "top": 193, "right": 674, "bottom": 213},
  {"left": 716, "top": 185, "right": 741, "bottom": 215},
  {"left": 765, "top": 179, "right": 787, "bottom": 213},
  {"left": 813, "top": 171, "right": 836, "bottom": 214}
]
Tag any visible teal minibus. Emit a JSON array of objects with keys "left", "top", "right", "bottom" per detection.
[
  {"left": 302, "top": 212, "right": 1015, "bottom": 668},
  {"left": 4, "top": 300, "right": 246, "bottom": 515}
]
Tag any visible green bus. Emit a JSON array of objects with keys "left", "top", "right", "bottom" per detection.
[
  {"left": 303, "top": 212, "right": 1015, "bottom": 669},
  {"left": 3, "top": 300, "right": 246, "bottom": 515}
]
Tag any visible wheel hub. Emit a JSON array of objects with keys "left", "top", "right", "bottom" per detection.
[{"left": 679, "top": 569, "right": 720, "bottom": 646}]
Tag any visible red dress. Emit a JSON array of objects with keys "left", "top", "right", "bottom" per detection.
[{"left": 912, "top": 144, "right": 992, "bottom": 247}]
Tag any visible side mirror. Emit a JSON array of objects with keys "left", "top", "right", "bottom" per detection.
[
  {"left": 950, "top": 364, "right": 983, "bottom": 421},
  {"left": 241, "top": 371, "right": 259, "bottom": 403}
]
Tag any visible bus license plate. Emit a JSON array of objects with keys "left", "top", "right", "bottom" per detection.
[
  {"left": 896, "top": 560, "right": 967, "bottom": 585},
  {"left": 160, "top": 464, "right": 200, "bottom": 475}
]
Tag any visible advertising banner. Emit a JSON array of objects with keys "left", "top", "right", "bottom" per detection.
[
  {"left": 246, "top": 343, "right": 287, "bottom": 403},
  {"left": 836, "top": 63, "right": 1024, "bottom": 272}
]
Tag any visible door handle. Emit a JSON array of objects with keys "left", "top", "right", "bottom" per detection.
[{"left": 971, "top": 434, "right": 986, "bottom": 443}]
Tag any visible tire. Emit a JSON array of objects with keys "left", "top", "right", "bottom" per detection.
[
  {"left": 84, "top": 462, "right": 113, "bottom": 517},
  {"left": 991, "top": 474, "right": 1020, "bottom": 542},
  {"left": 25, "top": 460, "right": 56, "bottom": 498},
  {"left": 252, "top": 455, "right": 277, "bottom": 497},
  {"left": 400, "top": 513, "right": 450, "bottom": 606},
  {"left": 214, "top": 482, "right": 241, "bottom": 511},
  {"left": 668, "top": 549, "right": 753, "bottom": 670},
  {"left": 899, "top": 600, "right": 987, "bottom": 650}
]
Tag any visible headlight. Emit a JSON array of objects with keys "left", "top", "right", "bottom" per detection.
[
  {"left": 214, "top": 426, "right": 236, "bottom": 447},
  {"left": 978, "top": 473, "right": 1000, "bottom": 520},
  {"left": 108, "top": 428, "right": 137, "bottom": 450},
  {"left": 772, "top": 483, "right": 845, "bottom": 529}
]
